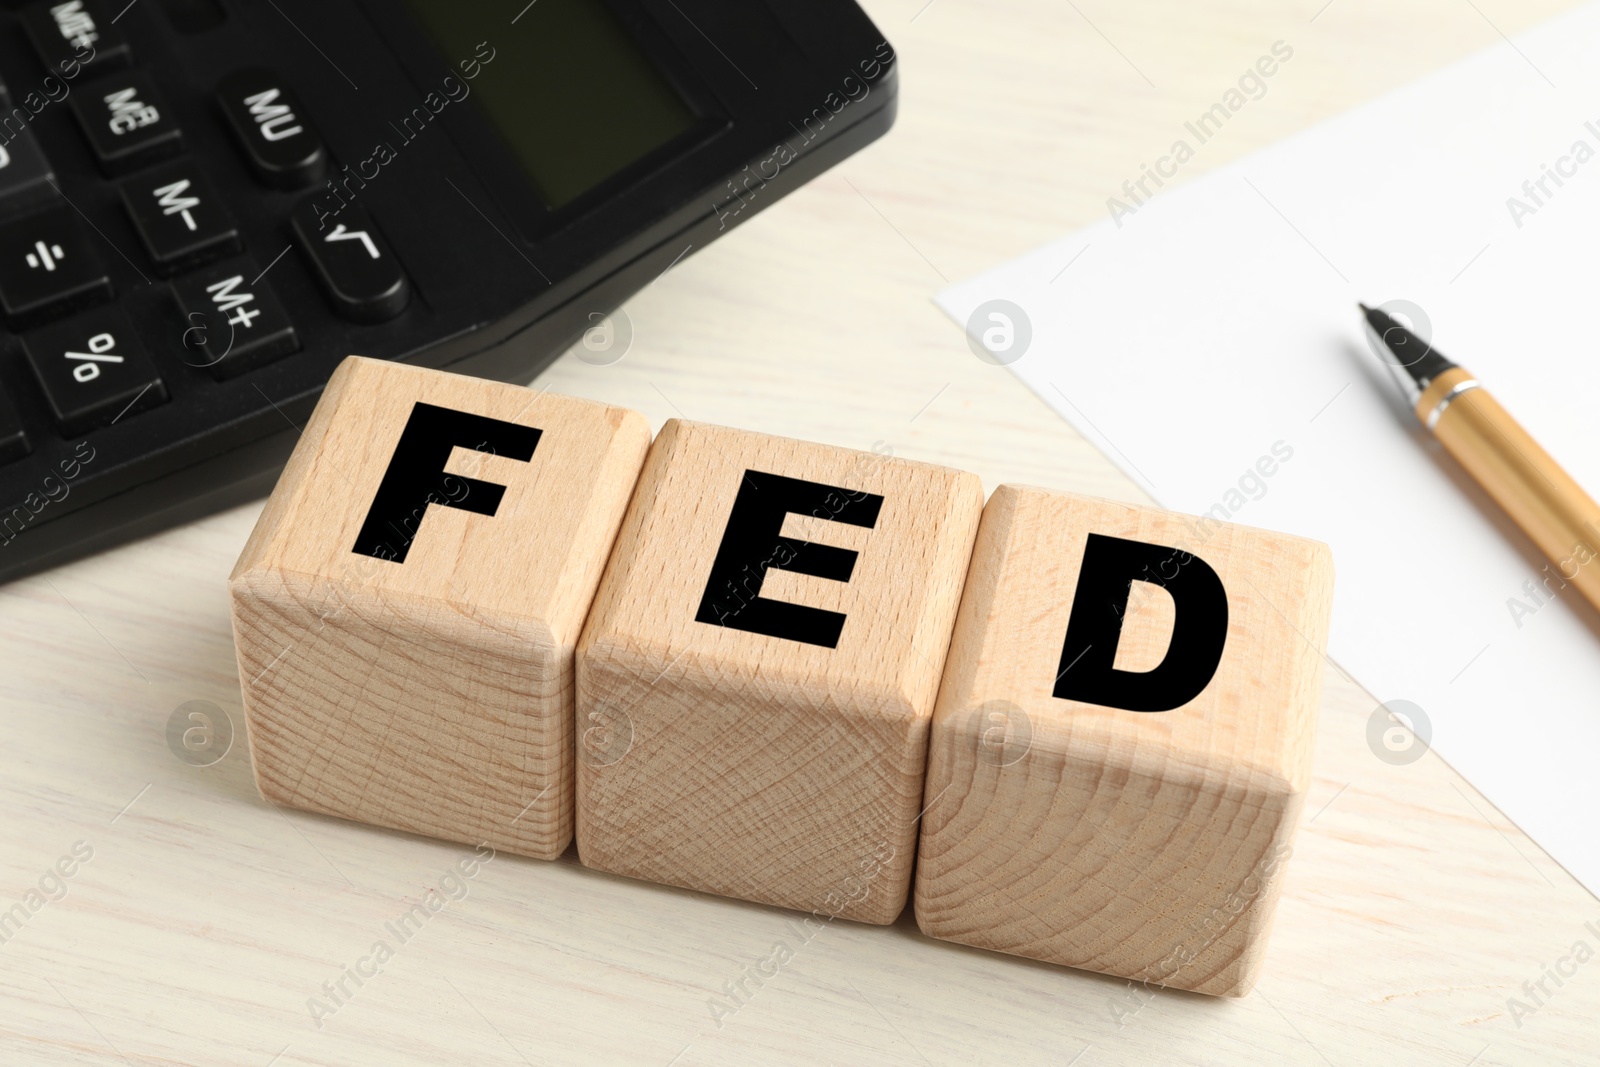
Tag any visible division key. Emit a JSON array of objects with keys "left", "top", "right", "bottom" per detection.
[{"left": 0, "top": 207, "right": 112, "bottom": 327}]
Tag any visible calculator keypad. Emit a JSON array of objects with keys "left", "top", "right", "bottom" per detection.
[
  {"left": 119, "top": 160, "right": 239, "bottom": 274},
  {"left": 0, "top": 207, "right": 111, "bottom": 325},
  {"left": 0, "top": 7, "right": 420, "bottom": 471},
  {"left": 21, "top": 306, "right": 167, "bottom": 435},
  {"left": 173, "top": 260, "right": 299, "bottom": 380},
  {"left": 216, "top": 69, "right": 326, "bottom": 190},
  {"left": 69, "top": 69, "right": 183, "bottom": 175},
  {"left": 290, "top": 199, "right": 409, "bottom": 323}
]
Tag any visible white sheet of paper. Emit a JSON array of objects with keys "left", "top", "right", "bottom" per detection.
[{"left": 937, "top": 3, "right": 1600, "bottom": 896}]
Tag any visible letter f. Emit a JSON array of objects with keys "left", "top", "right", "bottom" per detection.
[{"left": 352, "top": 402, "right": 541, "bottom": 563}]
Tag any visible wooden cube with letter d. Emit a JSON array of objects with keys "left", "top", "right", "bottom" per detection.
[
  {"left": 229, "top": 357, "right": 649, "bottom": 860},
  {"left": 576, "top": 420, "right": 983, "bottom": 922},
  {"left": 913, "top": 484, "right": 1334, "bottom": 996}
]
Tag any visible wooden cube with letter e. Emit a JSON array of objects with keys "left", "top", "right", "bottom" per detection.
[
  {"left": 576, "top": 420, "right": 983, "bottom": 922},
  {"left": 229, "top": 357, "right": 649, "bottom": 860},
  {"left": 914, "top": 484, "right": 1334, "bottom": 996}
]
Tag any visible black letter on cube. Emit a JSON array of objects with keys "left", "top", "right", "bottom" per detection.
[
  {"left": 694, "top": 469, "right": 884, "bottom": 648},
  {"left": 1054, "top": 533, "right": 1228, "bottom": 712},
  {"left": 352, "top": 402, "right": 541, "bottom": 564}
]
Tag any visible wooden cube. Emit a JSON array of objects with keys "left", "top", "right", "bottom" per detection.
[
  {"left": 229, "top": 357, "right": 649, "bottom": 860},
  {"left": 576, "top": 421, "right": 983, "bottom": 922},
  {"left": 914, "top": 484, "right": 1333, "bottom": 996}
]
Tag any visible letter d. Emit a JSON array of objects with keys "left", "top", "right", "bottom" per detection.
[{"left": 1053, "top": 533, "right": 1228, "bottom": 712}]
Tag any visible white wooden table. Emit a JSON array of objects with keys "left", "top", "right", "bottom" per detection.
[{"left": 2, "top": 1, "right": 1594, "bottom": 1064}]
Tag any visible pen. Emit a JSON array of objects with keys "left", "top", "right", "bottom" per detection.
[{"left": 1361, "top": 303, "right": 1600, "bottom": 615}]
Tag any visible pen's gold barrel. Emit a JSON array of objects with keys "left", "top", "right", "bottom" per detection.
[{"left": 1416, "top": 366, "right": 1600, "bottom": 614}]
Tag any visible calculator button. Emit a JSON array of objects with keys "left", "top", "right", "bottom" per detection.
[
  {"left": 0, "top": 389, "right": 30, "bottom": 464},
  {"left": 119, "top": 160, "right": 239, "bottom": 274},
  {"left": 21, "top": 0, "right": 131, "bottom": 79},
  {"left": 22, "top": 306, "right": 166, "bottom": 435},
  {"left": 69, "top": 71, "right": 182, "bottom": 175},
  {"left": 216, "top": 70, "right": 325, "bottom": 190},
  {"left": 172, "top": 261, "right": 299, "bottom": 380},
  {"left": 0, "top": 124, "right": 57, "bottom": 216},
  {"left": 290, "top": 200, "right": 409, "bottom": 323},
  {"left": 0, "top": 207, "right": 111, "bottom": 326}
]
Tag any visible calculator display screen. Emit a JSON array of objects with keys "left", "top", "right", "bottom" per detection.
[{"left": 405, "top": 0, "right": 698, "bottom": 209}]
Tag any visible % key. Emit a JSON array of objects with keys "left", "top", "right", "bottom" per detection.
[
  {"left": 65, "top": 332, "right": 124, "bottom": 382},
  {"left": 22, "top": 308, "right": 168, "bottom": 434}
]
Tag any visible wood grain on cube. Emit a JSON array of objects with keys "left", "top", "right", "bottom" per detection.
[
  {"left": 230, "top": 356, "right": 649, "bottom": 860},
  {"left": 914, "top": 484, "right": 1334, "bottom": 996},
  {"left": 576, "top": 420, "right": 983, "bottom": 922}
]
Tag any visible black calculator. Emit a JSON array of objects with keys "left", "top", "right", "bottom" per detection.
[{"left": 0, "top": 0, "right": 896, "bottom": 582}]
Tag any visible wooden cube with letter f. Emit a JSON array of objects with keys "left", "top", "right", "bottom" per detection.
[
  {"left": 229, "top": 357, "right": 649, "bottom": 860},
  {"left": 914, "top": 485, "right": 1334, "bottom": 996},
  {"left": 576, "top": 421, "right": 983, "bottom": 922}
]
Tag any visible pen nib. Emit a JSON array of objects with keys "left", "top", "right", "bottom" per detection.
[{"left": 1358, "top": 303, "right": 1456, "bottom": 389}]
